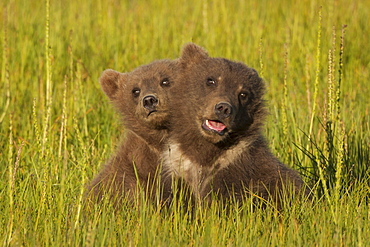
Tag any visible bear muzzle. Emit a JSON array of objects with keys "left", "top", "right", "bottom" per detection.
[
  {"left": 200, "top": 102, "right": 234, "bottom": 136},
  {"left": 143, "top": 94, "right": 159, "bottom": 116}
]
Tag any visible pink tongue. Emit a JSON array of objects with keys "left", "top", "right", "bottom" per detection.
[{"left": 207, "top": 120, "right": 226, "bottom": 132}]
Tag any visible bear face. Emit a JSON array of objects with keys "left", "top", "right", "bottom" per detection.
[
  {"left": 172, "top": 43, "right": 266, "bottom": 146},
  {"left": 192, "top": 60, "right": 264, "bottom": 145},
  {"left": 100, "top": 59, "right": 176, "bottom": 140}
]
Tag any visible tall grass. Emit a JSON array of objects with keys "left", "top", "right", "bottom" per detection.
[{"left": 1, "top": 0, "right": 369, "bottom": 245}]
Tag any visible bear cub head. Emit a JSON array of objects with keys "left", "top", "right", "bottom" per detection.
[
  {"left": 173, "top": 43, "right": 266, "bottom": 146},
  {"left": 99, "top": 59, "right": 176, "bottom": 133}
]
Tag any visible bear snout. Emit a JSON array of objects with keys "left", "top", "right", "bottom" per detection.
[
  {"left": 214, "top": 102, "right": 232, "bottom": 119},
  {"left": 143, "top": 95, "right": 159, "bottom": 111}
]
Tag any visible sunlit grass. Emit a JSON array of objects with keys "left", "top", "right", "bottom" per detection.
[{"left": 1, "top": 0, "right": 369, "bottom": 245}]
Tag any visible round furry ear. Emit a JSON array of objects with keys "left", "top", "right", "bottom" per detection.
[
  {"left": 99, "top": 69, "right": 121, "bottom": 99},
  {"left": 180, "top": 43, "right": 208, "bottom": 66}
]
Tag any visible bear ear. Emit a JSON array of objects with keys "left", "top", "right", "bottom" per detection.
[
  {"left": 179, "top": 43, "right": 209, "bottom": 66},
  {"left": 99, "top": 69, "right": 122, "bottom": 100}
]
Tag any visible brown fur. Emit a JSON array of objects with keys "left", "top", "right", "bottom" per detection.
[
  {"left": 87, "top": 59, "right": 176, "bottom": 204},
  {"left": 162, "top": 43, "right": 308, "bottom": 207}
]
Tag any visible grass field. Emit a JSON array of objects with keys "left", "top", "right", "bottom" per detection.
[{"left": 1, "top": 0, "right": 369, "bottom": 245}]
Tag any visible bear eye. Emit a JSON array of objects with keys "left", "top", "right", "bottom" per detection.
[
  {"left": 206, "top": 78, "right": 216, "bottom": 86},
  {"left": 160, "top": 78, "right": 170, "bottom": 87},
  {"left": 132, "top": 88, "right": 140, "bottom": 97},
  {"left": 239, "top": 92, "right": 248, "bottom": 100}
]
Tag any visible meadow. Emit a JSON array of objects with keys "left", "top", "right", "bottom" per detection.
[{"left": 1, "top": 0, "right": 369, "bottom": 245}]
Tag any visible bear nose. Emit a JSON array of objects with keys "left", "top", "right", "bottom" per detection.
[
  {"left": 143, "top": 95, "right": 158, "bottom": 110},
  {"left": 215, "top": 102, "right": 232, "bottom": 119}
]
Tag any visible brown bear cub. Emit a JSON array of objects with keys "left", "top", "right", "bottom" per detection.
[
  {"left": 162, "top": 43, "right": 307, "bottom": 207},
  {"left": 87, "top": 59, "right": 176, "bottom": 204}
]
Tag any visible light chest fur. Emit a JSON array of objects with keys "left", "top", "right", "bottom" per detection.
[{"left": 161, "top": 140, "right": 251, "bottom": 198}]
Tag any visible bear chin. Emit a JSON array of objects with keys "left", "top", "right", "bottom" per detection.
[{"left": 142, "top": 111, "right": 169, "bottom": 128}]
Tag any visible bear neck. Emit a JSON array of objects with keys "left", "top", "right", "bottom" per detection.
[
  {"left": 123, "top": 125, "right": 167, "bottom": 153},
  {"left": 162, "top": 126, "right": 266, "bottom": 200},
  {"left": 133, "top": 128, "right": 167, "bottom": 152},
  {"left": 171, "top": 127, "right": 263, "bottom": 166},
  {"left": 122, "top": 116, "right": 168, "bottom": 152}
]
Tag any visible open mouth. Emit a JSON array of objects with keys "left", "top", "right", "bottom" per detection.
[{"left": 202, "top": 119, "right": 227, "bottom": 135}]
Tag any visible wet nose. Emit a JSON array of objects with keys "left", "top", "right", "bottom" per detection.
[
  {"left": 143, "top": 95, "right": 158, "bottom": 110},
  {"left": 214, "top": 102, "right": 232, "bottom": 119}
]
